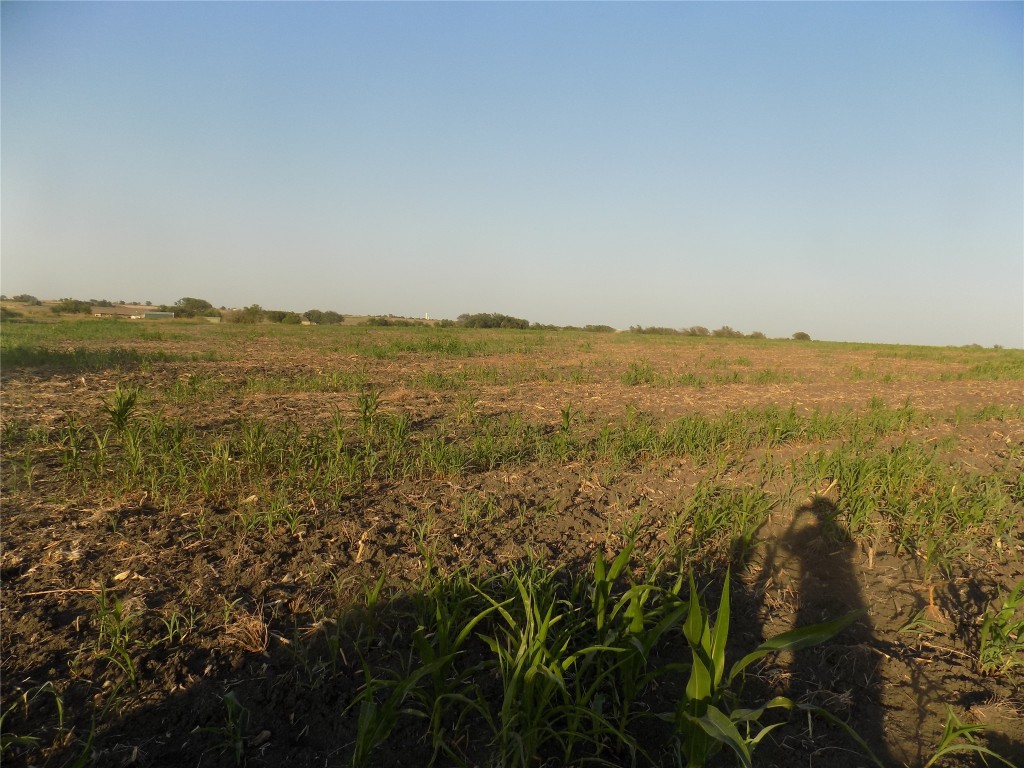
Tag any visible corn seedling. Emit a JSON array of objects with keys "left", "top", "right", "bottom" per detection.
[{"left": 666, "top": 570, "right": 871, "bottom": 768}]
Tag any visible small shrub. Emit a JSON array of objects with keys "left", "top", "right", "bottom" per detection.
[
  {"left": 224, "top": 305, "right": 265, "bottom": 324},
  {"left": 457, "top": 313, "right": 530, "bottom": 329},
  {"left": 630, "top": 325, "right": 680, "bottom": 335},
  {"left": 50, "top": 299, "right": 92, "bottom": 315},
  {"left": 173, "top": 297, "right": 219, "bottom": 318}
]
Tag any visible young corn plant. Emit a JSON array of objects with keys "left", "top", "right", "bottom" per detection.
[{"left": 667, "top": 570, "right": 871, "bottom": 768}]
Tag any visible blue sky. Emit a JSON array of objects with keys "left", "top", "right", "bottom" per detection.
[{"left": 3, "top": 1, "right": 1022, "bottom": 346}]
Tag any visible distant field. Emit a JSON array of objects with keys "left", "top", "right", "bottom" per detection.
[{"left": 2, "top": 315, "right": 1022, "bottom": 767}]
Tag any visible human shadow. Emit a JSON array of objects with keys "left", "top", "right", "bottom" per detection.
[{"left": 747, "top": 496, "right": 896, "bottom": 767}]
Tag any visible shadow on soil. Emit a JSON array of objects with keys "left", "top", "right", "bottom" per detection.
[{"left": 746, "top": 497, "right": 895, "bottom": 768}]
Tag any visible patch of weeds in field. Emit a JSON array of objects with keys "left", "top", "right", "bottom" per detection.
[
  {"left": 245, "top": 369, "right": 367, "bottom": 394},
  {"left": 1, "top": 417, "right": 30, "bottom": 449},
  {"left": 417, "top": 429, "right": 471, "bottom": 478},
  {"left": 941, "top": 355, "right": 1024, "bottom": 382},
  {"left": 960, "top": 403, "right": 1024, "bottom": 423},
  {"left": 847, "top": 365, "right": 874, "bottom": 381},
  {"left": 453, "top": 393, "right": 478, "bottom": 425},
  {"left": 201, "top": 691, "right": 250, "bottom": 766},
  {"left": 259, "top": 493, "right": 305, "bottom": 535},
  {"left": 93, "top": 587, "right": 141, "bottom": 688},
  {"left": 565, "top": 363, "right": 591, "bottom": 384},
  {"left": 357, "top": 387, "right": 383, "bottom": 437},
  {"left": 159, "top": 604, "right": 204, "bottom": 647},
  {"left": 712, "top": 370, "right": 743, "bottom": 385},
  {"left": 796, "top": 441, "right": 1018, "bottom": 568},
  {"left": 0, "top": 682, "right": 65, "bottom": 762},
  {"left": 748, "top": 368, "right": 793, "bottom": 385},
  {"left": 405, "top": 571, "right": 505, "bottom": 763},
  {"left": 621, "top": 360, "right": 659, "bottom": 386},
  {"left": 101, "top": 383, "right": 140, "bottom": 432},
  {"left": 977, "top": 578, "right": 1024, "bottom": 679},
  {"left": 1, "top": 344, "right": 181, "bottom": 372},
  {"left": 458, "top": 491, "right": 503, "bottom": 531},
  {"left": 921, "top": 706, "right": 1017, "bottom": 768},
  {"left": 413, "top": 370, "right": 469, "bottom": 391},
  {"left": 480, "top": 560, "right": 622, "bottom": 766},
  {"left": 664, "top": 484, "right": 774, "bottom": 566},
  {"left": 57, "top": 412, "right": 86, "bottom": 477}
]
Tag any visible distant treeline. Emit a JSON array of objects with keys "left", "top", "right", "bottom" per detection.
[
  {"left": 630, "top": 325, "right": 766, "bottom": 339},
  {"left": 4, "top": 294, "right": 814, "bottom": 340}
]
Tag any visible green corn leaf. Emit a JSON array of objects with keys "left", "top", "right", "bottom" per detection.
[
  {"left": 710, "top": 570, "right": 731, "bottom": 687},
  {"left": 690, "top": 704, "right": 753, "bottom": 768},
  {"left": 729, "top": 609, "right": 865, "bottom": 683}
]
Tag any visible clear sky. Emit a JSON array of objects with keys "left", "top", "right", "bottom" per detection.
[{"left": 3, "top": 2, "right": 1022, "bottom": 347}]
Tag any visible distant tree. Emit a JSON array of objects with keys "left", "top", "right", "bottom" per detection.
[
  {"left": 12, "top": 294, "right": 41, "bottom": 305},
  {"left": 792, "top": 331, "right": 811, "bottom": 341},
  {"left": 265, "top": 310, "right": 288, "bottom": 323},
  {"left": 438, "top": 318, "right": 456, "bottom": 328},
  {"left": 364, "top": 316, "right": 425, "bottom": 327},
  {"left": 174, "top": 297, "right": 218, "bottom": 318},
  {"left": 682, "top": 326, "right": 710, "bottom": 337},
  {"left": 630, "top": 326, "right": 680, "bottom": 335},
  {"left": 304, "top": 309, "right": 324, "bottom": 325},
  {"left": 747, "top": 331, "right": 766, "bottom": 339},
  {"left": 320, "top": 311, "right": 343, "bottom": 325},
  {"left": 457, "top": 312, "right": 530, "bottom": 329},
  {"left": 583, "top": 325, "right": 616, "bottom": 333},
  {"left": 281, "top": 312, "right": 302, "bottom": 325},
  {"left": 51, "top": 298, "right": 92, "bottom": 314},
  {"left": 145, "top": 300, "right": 152, "bottom": 306},
  {"left": 0, "top": 295, "right": 7, "bottom": 301},
  {"left": 712, "top": 326, "right": 743, "bottom": 338},
  {"left": 225, "top": 304, "right": 265, "bottom": 324}
]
